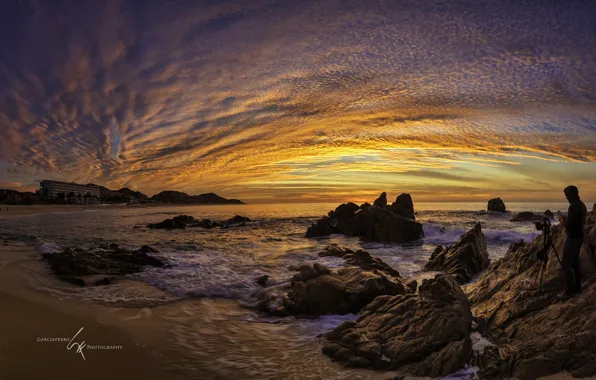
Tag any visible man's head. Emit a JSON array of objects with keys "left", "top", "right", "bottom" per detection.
[{"left": 564, "top": 185, "right": 580, "bottom": 203}]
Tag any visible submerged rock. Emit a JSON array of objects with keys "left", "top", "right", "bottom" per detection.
[
  {"left": 147, "top": 214, "right": 197, "bottom": 229},
  {"left": 253, "top": 253, "right": 408, "bottom": 316},
  {"left": 424, "top": 223, "right": 490, "bottom": 284},
  {"left": 510, "top": 211, "right": 541, "bottom": 222},
  {"left": 322, "top": 274, "right": 472, "bottom": 377},
  {"left": 221, "top": 215, "right": 251, "bottom": 228},
  {"left": 464, "top": 220, "right": 596, "bottom": 379},
  {"left": 305, "top": 194, "right": 423, "bottom": 243},
  {"left": 42, "top": 244, "right": 166, "bottom": 280},
  {"left": 487, "top": 197, "right": 506, "bottom": 212}
]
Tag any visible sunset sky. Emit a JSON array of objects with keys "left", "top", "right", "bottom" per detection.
[{"left": 1, "top": 0, "right": 595, "bottom": 203}]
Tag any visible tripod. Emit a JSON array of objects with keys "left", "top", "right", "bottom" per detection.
[{"left": 535, "top": 218, "right": 562, "bottom": 295}]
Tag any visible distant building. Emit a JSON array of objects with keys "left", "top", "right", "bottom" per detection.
[{"left": 40, "top": 180, "right": 100, "bottom": 204}]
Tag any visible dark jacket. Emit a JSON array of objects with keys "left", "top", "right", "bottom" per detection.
[{"left": 566, "top": 197, "right": 587, "bottom": 238}]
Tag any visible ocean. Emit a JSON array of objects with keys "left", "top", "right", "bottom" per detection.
[{"left": 0, "top": 201, "right": 580, "bottom": 379}]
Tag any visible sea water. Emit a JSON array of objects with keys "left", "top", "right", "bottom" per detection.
[{"left": 0, "top": 202, "right": 577, "bottom": 379}]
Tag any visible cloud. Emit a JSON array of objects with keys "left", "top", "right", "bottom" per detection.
[{"left": 0, "top": 0, "right": 596, "bottom": 201}]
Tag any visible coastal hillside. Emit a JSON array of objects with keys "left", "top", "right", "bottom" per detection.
[{"left": 150, "top": 191, "right": 244, "bottom": 205}]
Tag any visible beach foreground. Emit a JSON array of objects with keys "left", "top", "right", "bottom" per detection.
[{"left": 0, "top": 242, "right": 183, "bottom": 380}]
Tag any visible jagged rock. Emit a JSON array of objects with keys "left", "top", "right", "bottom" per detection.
[
  {"left": 109, "top": 243, "right": 119, "bottom": 250},
  {"left": 487, "top": 198, "right": 506, "bottom": 212},
  {"left": 322, "top": 274, "right": 472, "bottom": 377},
  {"left": 388, "top": 193, "right": 415, "bottom": 220},
  {"left": 305, "top": 216, "right": 335, "bottom": 238},
  {"left": 42, "top": 245, "right": 166, "bottom": 277},
  {"left": 254, "top": 259, "right": 408, "bottom": 316},
  {"left": 463, "top": 221, "right": 596, "bottom": 379},
  {"left": 544, "top": 209, "right": 554, "bottom": 219},
  {"left": 190, "top": 219, "right": 220, "bottom": 229},
  {"left": 373, "top": 192, "right": 387, "bottom": 208},
  {"left": 360, "top": 202, "right": 371, "bottom": 209},
  {"left": 424, "top": 223, "right": 490, "bottom": 284},
  {"left": 147, "top": 214, "right": 197, "bottom": 229},
  {"left": 319, "top": 244, "right": 400, "bottom": 277},
  {"left": 510, "top": 211, "right": 540, "bottom": 222},
  {"left": 406, "top": 280, "right": 417, "bottom": 293},
  {"left": 306, "top": 196, "right": 424, "bottom": 243}
]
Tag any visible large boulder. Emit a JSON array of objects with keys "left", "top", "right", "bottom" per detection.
[
  {"left": 320, "top": 244, "right": 400, "bottom": 277},
  {"left": 464, "top": 221, "right": 596, "bottom": 379},
  {"left": 487, "top": 198, "right": 506, "bottom": 212},
  {"left": 222, "top": 215, "right": 251, "bottom": 228},
  {"left": 510, "top": 211, "right": 541, "bottom": 222},
  {"left": 254, "top": 259, "right": 408, "bottom": 316},
  {"left": 305, "top": 216, "right": 336, "bottom": 238},
  {"left": 372, "top": 192, "right": 387, "bottom": 208},
  {"left": 353, "top": 206, "right": 424, "bottom": 243},
  {"left": 388, "top": 193, "right": 415, "bottom": 220},
  {"left": 41, "top": 245, "right": 166, "bottom": 285},
  {"left": 425, "top": 223, "right": 490, "bottom": 284},
  {"left": 147, "top": 214, "right": 197, "bottom": 229},
  {"left": 322, "top": 274, "right": 472, "bottom": 377}
]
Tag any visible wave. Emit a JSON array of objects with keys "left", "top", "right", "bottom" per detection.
[{"left": 423, "top": 223, "right": 540, "bottom": 246}]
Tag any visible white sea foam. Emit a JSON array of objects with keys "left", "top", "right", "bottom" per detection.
[{"left": 39, "top": 241, "right": 61, "bottom": 254}]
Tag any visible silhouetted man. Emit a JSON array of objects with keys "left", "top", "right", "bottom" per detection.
[{"left": 560, "top": 185, "right": 587, "bottom": 298}]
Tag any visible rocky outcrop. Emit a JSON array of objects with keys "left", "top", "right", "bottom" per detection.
[
  {"left": 150, "top": 191, "right": 244, "bottom": 204},
  {"left": 305, "top": 193, "right": 423, "bottom": 243},
  {"left": 41, "top": 245, "right": 166, "bottom": 285},
  {"left": 322, "top": 274, "right": 472, "bottom": 377},
  {"left": 464, "top": 221, "right": 596, "bottom": 379},
  {"left": 319, "top": 244, "right": 400, "bottom": 277},
  {"left": 306, "top": 196, "right": 423, "bottom": 243},
  {"left": 147, "top": 214, "right": 197, "bottom": 229},
  {"left": 510, "top": 211, "right": 541, "bottom": 222},
  {"left": 544, "top": 209, "right": 554, "bottom": 219},
  {"left": 424, "top": 223, "right": 490, "bottom": 284},
  {"left": 487, "top": 197, "right": 506, "bottom": 212},
  {"left": 388, "top": 193, "right": 415, "bottom": 220},
  {"left": 253, "top": 259, "right": 408, "bottom": 316}
]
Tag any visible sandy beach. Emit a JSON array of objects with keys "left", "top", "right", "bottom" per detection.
[{"left": 0, "top": 241, "right": 183, "bottom": 380}]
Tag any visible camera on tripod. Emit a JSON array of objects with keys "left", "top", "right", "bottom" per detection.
[{"left": 534, "top": 216, "right": 551, "bottom": 231}]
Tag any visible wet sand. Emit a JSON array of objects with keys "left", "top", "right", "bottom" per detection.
[{"left": 0, "top": 242, "right": 183, "bottom": 380}]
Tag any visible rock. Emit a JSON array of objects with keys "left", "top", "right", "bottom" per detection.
[
  {"left": 359, "top": 202, "right": 371, "bottom": 209},
  {"left": 388, "top": 193, "right": 415, "bottom": 220},
  {"left": 305, "top": 216, "right": 335, "bottom": 238},
  {"left": 510, "top": 211, "right": 540, "bottom": 222},
  {"left": 319, "top": 244, "right": 400, "bottom": 277},
  {"left": 424, "top": 223, "right": 490, "bottom": 284},
  {"left": 322, "top": 274, "right": 472, "bottom": 377},
  {"left": 306, "top": 196, "right": 424, "bottom": 243},
  {"left": 60, "top": 276, "right": 86, "bottom": 286},
  {"left": 544, "top": 209, "right": 554, "bottom": 219},
  {"left": 226, "top": 215, "right": 251, "bottom": 224},
  {"left": 356, "top": 206, "right": 424, "bottom": 243},
  {"left": 109, "top": 243, "right": 119, "bottom": 250},
  {"left": 406, "top": 280, "right": 417, "bottom": 293},
  {"left": 487, "top": 197, "right": 506, "bottom": 212},
  {"left": 93, "top": 276, "right": 117, "bottom": 286},
  {"left": 147, "top": 215, "right": 197, "bottom": 229},
  {"left": 373, "top": 192, "right": 387, "bottom": 208},
  {"left": 463, "top": 221, "right": 596, "bottom": 379},
  {"left": 255, "top": 275, "right": 269, "bottom": 286},
  {"left": 139, "top": 245, "right": 160, "bottom": 254},
  {"left": 255, "top": 259, "right": 408, "bottom": 316},
  {"left": 42, "top": 245, "right": 167, "bottom": 277}
]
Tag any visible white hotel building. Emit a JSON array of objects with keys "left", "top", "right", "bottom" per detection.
[{"left": 39, "top": 180, "right": 101, "bottom": 200}]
